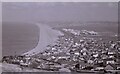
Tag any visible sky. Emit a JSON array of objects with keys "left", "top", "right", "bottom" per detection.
[{"left": 2, "top": 2, "right": 118, "bottom": 23}]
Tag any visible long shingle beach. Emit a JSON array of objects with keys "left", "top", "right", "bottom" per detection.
[
  {"left": 2, "top": 22, "right": 63, "bottom": 56},
  {"left": 22, "top": 23, "right": 63, "bottom": 56}
]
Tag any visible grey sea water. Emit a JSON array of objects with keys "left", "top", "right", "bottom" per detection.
[{"left": 2, "top": 22, "right": 40, "bottom": 56}]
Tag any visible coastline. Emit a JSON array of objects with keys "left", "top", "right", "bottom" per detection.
[{"left": 22, "top": 23, "right": 63, "bottom": 56}]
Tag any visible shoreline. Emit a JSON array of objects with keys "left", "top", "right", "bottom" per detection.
[{"left": 22, "top": 23, "right": 63, "bottom": 56}]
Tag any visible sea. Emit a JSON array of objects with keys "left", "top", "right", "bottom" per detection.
[
  {"left": 2, "top": 22, "right": 40, "bottom": 56},
  {"left": 2, "top": 22, "right": 63, "bottom": 56}
]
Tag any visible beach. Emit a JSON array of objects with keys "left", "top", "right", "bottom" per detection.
[
  {"left": 2, "top": 22, "right": 63, "bottom": 56},
  {"left": 22, "top": 23, "right": 63, "bottom": 56}
]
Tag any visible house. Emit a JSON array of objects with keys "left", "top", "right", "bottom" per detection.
[
  {"left": 93, "top": 54, "right": 99, "bottom": 58},
  {"left": 115, "top": 64, "right": 120, "bottom": 70},
  {"left": 105, "top": 64, "right": 116, "bottom": 70},
  {"left": 74, "top": 52, "right": 80, "bottom": 56},
  {"left": 108, "top": 51, "right": 115, "bottom": 55},
  {"left": 55, "top": 56, "right": 69, "bottom": 64},
  {"left": 106, "top": 60, "right": 115, "bottom": 64},
  {"left": 104, "top": 58, "right": 116, "bottom": 65},
  {"left": 82, "top": 65, "right": 94, "bottom": 70},
  {"left": 95, "top": 67, "right": 104, "bottom": 71},
  {"left": 88, "top": 60, "right": 94, "bottom": 64}
]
